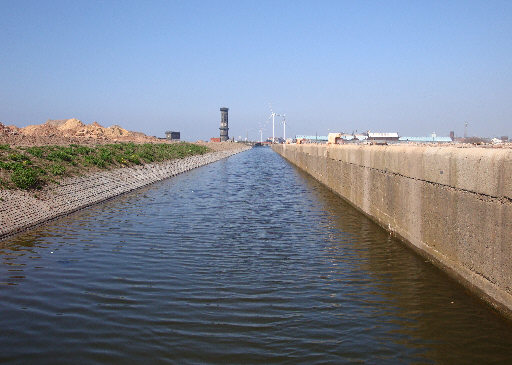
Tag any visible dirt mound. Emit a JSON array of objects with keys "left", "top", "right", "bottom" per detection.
[
  {"left": 0, "top": 123, "right": 13, "bottom": 136},
  {"left": 9, "top": 125, "right": 20, "bottom": 133},
  {"left": 105, "top": 125, "right": 132, "bottom": 138},
  {"left": 46, "top": 119, "right": 68, "bottom": 127},
  {"left": 21, "top": 122, "right": 63, "bottom": 137},
  {"left": 2, "top": 118, "right": 163, "bottom": 146},
  {"left": 57, "top": 118, "right": 85, "bottom": 131}
]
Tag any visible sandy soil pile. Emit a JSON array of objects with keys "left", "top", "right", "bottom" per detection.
[
  {"left": 0, "top": 123, "right": 14, "bottom": 137},
  {"left": 0, "top": 119, "right": 162, "bottom": 146}
]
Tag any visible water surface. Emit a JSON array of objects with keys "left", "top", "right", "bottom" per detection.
[{"left": 1, "top": 147, "right": 511, "bottom": 364}]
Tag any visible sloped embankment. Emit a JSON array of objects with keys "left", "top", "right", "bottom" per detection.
[
  {"left": 0, "top": 142, "right": 209, "bottom": 190},
  {"left": 0, "top": 146, "right": 250, "bottom": 240}
]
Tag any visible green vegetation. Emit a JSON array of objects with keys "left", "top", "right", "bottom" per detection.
[
  {"left": 11, "top": 168, "right": 41, "bottom": 190},
  {"left": 50, "top": 163, "right": 66, "bottom": 176},
  {"left": 0, "top": 142, "right": 209, "bottom": 190}
]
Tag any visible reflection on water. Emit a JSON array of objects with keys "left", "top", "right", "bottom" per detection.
[{"left": 1, "top": 147, "right": 512, "bottom": 364}]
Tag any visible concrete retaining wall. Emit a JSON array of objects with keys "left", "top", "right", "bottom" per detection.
[
  {"left": 273, "top": 143, "right": 512, "bottom": 317},
  {"left": 0, "top": 147, "right": 250, "bottom": 240}
]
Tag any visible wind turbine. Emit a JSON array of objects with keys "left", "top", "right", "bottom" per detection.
[
  {"left": 268, "top": 108, "right": 277, "bottom": 143},
  {"left": 268, "top": 104, "right": 281, "bottom": 143},
  {"left": 281, "top": 114, "right": 287, "bottom": 141},
  {"left": 259, "top": 129, "right": 263, "bottom": 143}
]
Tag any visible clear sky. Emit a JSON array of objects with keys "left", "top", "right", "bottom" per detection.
[{"left": 1, "top": 0, "right": 511, "bottom": 141}]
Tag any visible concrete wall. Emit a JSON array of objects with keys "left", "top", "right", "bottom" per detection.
[
  {"left": 0, "top": 147, "right": 250, "bottom": 240},
  {"left": 273, "top": 143, "right": 512, "bottom": 317}
]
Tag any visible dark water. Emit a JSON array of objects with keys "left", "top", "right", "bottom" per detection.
[{"left": 1, "top": 147, "right": 512, "bottom": 364}]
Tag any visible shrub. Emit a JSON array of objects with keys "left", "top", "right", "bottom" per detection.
[
  {"left": 8, "top": 153, "right": 30, "bottom": 162},
  {"left": 84, "top": 155, "right": 106, "bottom": 168},
  {"left": 11, "top": 167, "right": 40, "bottom": 190},
  {"left": 50, "top": 164, "right": 66, "bottom": 176},
  {"left": 47, "top": 150, "right": 73, "bottom": 162},
  {"left": 59, "top": 147, "right": 75, "bottom": 156},
  {"left": 138, "top": 148, "right": 155, "bottom": 162},
  {"left": 26, "top": 147, "right": 45, "bottom": 158},
  {"left": 98, "top": 148, "right": 113, "bottom": 164},
  {"left": 0, "top": 144, "right": 10, "bottom": 150},
  {"left": 125, "top": 154, "right": 141, "bottom": 164},
  {"left": 73, "top": 146, "right": 92, "bottom": 155},
  {"left": 0, "top": 161, "right": 25, "bottom": 170},
  {"left": 114, "top": 155, "right": 129, "bottom": 165}
]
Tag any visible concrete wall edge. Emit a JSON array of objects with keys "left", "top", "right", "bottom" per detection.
[{"left": 273, "top": 144, "right": 512, "bottom": 319}]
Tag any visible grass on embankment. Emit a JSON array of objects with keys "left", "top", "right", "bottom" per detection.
[{"left": 0, "top": 142, "right": 210, "bottom": 190}]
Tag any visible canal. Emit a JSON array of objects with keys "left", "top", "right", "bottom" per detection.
[{"left": 1, "top": 147, "right": 512, "bottom": 363}]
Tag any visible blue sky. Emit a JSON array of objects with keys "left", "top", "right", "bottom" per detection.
[{"left": 1, "top": 0, "right": 511, "bottom": 140}]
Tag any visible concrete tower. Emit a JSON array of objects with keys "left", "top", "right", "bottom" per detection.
[{"left": 219, "top": 107, "right": 229, "bottom": 141}]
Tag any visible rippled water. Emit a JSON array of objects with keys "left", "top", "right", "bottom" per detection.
[{"left": 1, "top": 147, "right": 512, "bottom": 364}]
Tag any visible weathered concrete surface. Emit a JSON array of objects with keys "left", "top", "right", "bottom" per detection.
[
  {"left": 273, "top": 143, "right": 512, "bottom": 317},
  {"left": 0, "top": 147, "right": 250, "bottom": 240}
]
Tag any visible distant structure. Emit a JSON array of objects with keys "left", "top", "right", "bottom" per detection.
[
  {"left": 165, "top": 131, "right": 180, "bottom": 140},
  {"left": 299, "top": 130, "right": 458, "bottom": 145},
  {"left": 399, "top": 135, "right": 452, "bottom": 143},
  {"left": 295, "top": 135, "right": 329, "bottom": 144},
  {"left": 219, "top": 107, "right": 229, "bottom": 141},
  {"left": 367, "top": 132, "right": 399, "bottom": 143},
  {"left": 450, "top": 131, "right": 455, "bottom": 140}
]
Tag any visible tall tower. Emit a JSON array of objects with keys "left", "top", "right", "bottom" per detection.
[{"left": 219, "top": 107, "right": 229, "bottom": 141}]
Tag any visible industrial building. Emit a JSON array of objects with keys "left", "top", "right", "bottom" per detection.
[
  {"left": 367, "top": 132, "right": 399, "bottom": 143},
  {"left": 328, "top": 133, "right": 368, "bottom": 144},
  {"left": 165, "top": 131, "right": 180, "bottom": 140},
  {"left": 295, "top": 135, "right": 329, "bottom": 143},
  {"left": 300, "top": 131, "right": 456, "bottom": 145},
  {"left": 399, "top": 136, "right": 452, "bottom": 143}
]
